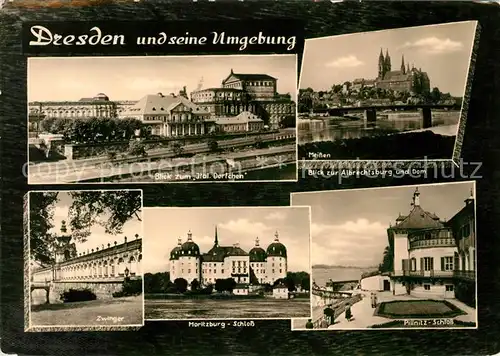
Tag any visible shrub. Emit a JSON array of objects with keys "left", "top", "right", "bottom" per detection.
[
  {"left": 60, "top": 288, "right": 97, "bottom": 303},
  {"left": 113, "top": 277, "right": 143, "bottom": 298}
]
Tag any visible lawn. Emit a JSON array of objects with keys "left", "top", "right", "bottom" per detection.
[
  {"left": 375, "top": 300, "right": 466, "bottom": 319},
  {"left": 30, "top": 295, "right": 143, "bottom": 326}
]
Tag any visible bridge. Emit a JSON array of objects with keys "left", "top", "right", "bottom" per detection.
[
  {"left": 316, "top": 104, "right": 460, "bottom": 128},
  {"left": 30, "top": 236, "right": 142, "bottom": 304}
]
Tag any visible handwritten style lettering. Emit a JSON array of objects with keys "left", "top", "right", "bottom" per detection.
[{"left": 29, "top": 25, "right": 126, "bottom": 46}]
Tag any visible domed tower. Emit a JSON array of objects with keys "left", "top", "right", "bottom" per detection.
[
  {"left": 249, "top": 237, "right": 267, "bottom": 284},
  {"left": 178, "top": 230, "right": 201, "bottom": 284},
  {"left": 169, "top": 237, "right": 182, "bottom": 281},
  {"left": 93, "top": 93, "right": 109, "bottom": 101},
  {"left": 266, "top": 231, "right": 287, "bottom": 284}
]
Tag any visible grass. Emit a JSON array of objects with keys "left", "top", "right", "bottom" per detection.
[
  {"left": 375, "top": 300, "right": 466, "bottom": 319},
  {"left": 30, "top": 295, "right": 143, "bottom": 326}
]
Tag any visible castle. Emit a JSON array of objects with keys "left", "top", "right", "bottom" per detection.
[
  {"left": 169, "top": 228, "right": 287, "bottom": 288},
  {"left": 352, "top": 49, "right": 431, "bottom": 94}
]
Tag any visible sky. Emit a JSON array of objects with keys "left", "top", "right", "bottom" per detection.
[
  {"left": 143, "top": 207, "right": 311, "bottom": 274},
  {"left": 45, "top": 191, "right": 143, "bottom": 255},
  {"left": 28, "top": 54, "right": 297, "bottom": 101},
  {"left": 291, "top": 181, "right": 475, "bottom": 268},
  {"left": 300, "top": 21, "right": 477, "bottom": 96}
]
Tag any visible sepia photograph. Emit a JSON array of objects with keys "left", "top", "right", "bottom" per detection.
[
  {"left": 143, "top": 207, "right": 311, "bottom": 320},
  {"left": 290, "top": 182, "right": 477, "bottom": 330},
  {"left": 27, "top": 55, "right": 297, "bottom": 184},
  {"left": 298, "top": 21, "right": 478, "bottom": 160},
  {"left": 25, "top": 190, "right": 144, "bottom": 331}
]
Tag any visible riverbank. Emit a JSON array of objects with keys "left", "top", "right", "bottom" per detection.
[{"left": 299, "top": 131, "right": 456, "bottom": 160}]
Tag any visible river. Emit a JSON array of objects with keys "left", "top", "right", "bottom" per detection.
[
  {"left": 313, "top": 267, "right": 377, "bottom": 287},
  {"left": 145, "top": 297, "right": 310, "bottom": 320},
  {"left": 298, "top": 111, "right": 460, "bottom": 144}
]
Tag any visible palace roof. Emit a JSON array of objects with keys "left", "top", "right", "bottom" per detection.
[
  {"left": 126, "top": 93, "right": 210, "bottom": 116},
  {"left": 393, "top": 205, "right": 444, "bottom": 230},
  {"left": 222, "top": 70, "right": 276, "bottom": 84},
  {"left": 202, "top": 245, "right": 249, "bottom": 262},
  {"left": 215, "top": 111, "right": 263, "bottom": 125}
]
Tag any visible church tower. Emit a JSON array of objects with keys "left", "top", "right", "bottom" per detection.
[
  {"left": 401, "top": 55, "right": 406, "bottom": 74},
  {"left": 378, "top": 48, "right": 385, "bottom": 79},
  {"left": 384, "top": 49, "right": 392, "bottom": 72}
]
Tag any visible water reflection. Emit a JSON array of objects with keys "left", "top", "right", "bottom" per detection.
[{"left": 298, "top": 111, "right": 460, "bottom": 144}]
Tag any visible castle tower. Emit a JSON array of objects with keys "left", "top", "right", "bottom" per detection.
[
  {"left": 384, "top": 49, "right": 392, "bottom": 72},
  {"left": 412, "top": 187, "right": 420, "bottom": 207},
  {"left": 401, "top": 55, "right": 406, "bottom": 74},
  {"left": 214, "top": 226, "right": 219, "bottom": 247},
  {"left": 378, "top": 48, "right": 385, "bottom": 78},
  {"left": 407, "top": 63, "right": 410, "bottom": 73}
]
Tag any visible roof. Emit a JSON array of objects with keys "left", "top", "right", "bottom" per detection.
[
  {"left": 379, "top": 71, "right": 411, "bottom": 82},
  {"left": 393, "top": 205, "right": 444, "bottom": 230},
  {"left": 192, "top": 87, "right": 243, "bottom": 93},
  {"left": 215, "top": 111, "right": 263, "bottom": 125},
  {"left": 202, "top": 245, "right": 249, "bottom": 262},
  {"left": 222, "top": 71, "right": 276, "bottom": 84},
  {"left": 125, "top": 94, "right": 210, "bottom": 116}
]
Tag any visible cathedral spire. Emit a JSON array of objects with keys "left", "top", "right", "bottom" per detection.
[
  {"left": 411, "top": 187, "right": 420, "bottom": 207},
  {"left": 384, "top": 49, "right": 392, "bottom": 71},
  {"left": 214, "top": 226, "right": 219, "bottom": 246},
  {"left": 407, "top": 63, "right": 410, "bottom": 73},
  {"left": 401, "top": 54, "right": 405, "bottom": 74},
  {"left": 378, "top": 48, "right": 385, "bottom": 79}
]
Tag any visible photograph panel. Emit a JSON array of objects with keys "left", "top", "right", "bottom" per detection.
[
  {"left": 298, "top": 21, "right": 477, "bottom": 161},
  {"left": 24, "top": 189, "right": 144, "bottom": 332},
  {"left": 291, "top": 182, "right": 477, "bottom": 330},
  {"left": 143, "top": 206, "right": 311, "bottom": 320},
  {"left": 28, "top": 55, "right": 297, "bottom": 184}
]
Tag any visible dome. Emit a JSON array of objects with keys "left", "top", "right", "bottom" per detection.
[
  {"left": 249, "top": 237, "right": 267, "bottom": 262},
  {"left": 266, "top": 231, "right": 287, "bottom": 258},
  {"left": 180, "top": 230, "right": 200, "bottom": 256},
  {"left": 93, "top": 93, "right": 109, "bottom": 101},
  {"left": 170, "top": 238, "right": 182, "bottom": 260}
]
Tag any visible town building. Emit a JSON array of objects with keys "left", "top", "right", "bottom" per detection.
[
  {"left": 351, "top": 49, "right": 431, "bottom": 94},
  {"left": 169, "top": 228, "right": 288, "bottom": 288},
  {"left": 388, "top": 187, "right": 476, "bottom": 301},
  {"left": 273, "top": 283, "right": 289, "bottom": 299},
  {"left": 120, "top": 92, "right": 213, "bottom": 136},
  {"left": 191, "top": 69, "right": 296, "bottom": 129},
  {"left": 28, "top": 93, "right": 129, "bottom": 119},
  {"left": 215, "top": 111, "right": 264, "bottom": 133}
]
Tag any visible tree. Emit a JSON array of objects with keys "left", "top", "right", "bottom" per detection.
[
  {"left": 144, "top": 272, "right": 171, "bottom": 294},
  {"left": 171, "top": 142, "right": 184, "bottom": 156},
  {"left": 191, "top": 279, "right": 200, "bottom": 291},
  {"left": 378, "top": 245, "right": 393, "bottom": 273},
  {"left": 174, "top": 278, "right": 188, "bottom": 293},
  {"left": 127, "top": 140, "right": 147, "bottom": 158},
  {"left": 29, "top": 192, "right": 59, "bottom": 265},
  {"left": 301, "top": 276, "right": 311, "bottom": 291},
  {"left": 67, "top": 190, "right": 142, "bottom": 241},
  {"left": 208, "top": 139, "right": 219, "bottom": 152},
  {"left": 215, "top": 279, "right": 225, "bottom": 293}
]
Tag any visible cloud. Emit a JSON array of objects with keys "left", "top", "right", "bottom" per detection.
[
  {"left": 265, "top": 211, "right": 287, "bottom": 221},
  {"left": 125, "top": 78, "right": 184, "bottom": 92},
  {"left": 218, "top": 218, "right": 271, "bottom": 238},
  {"left": 325, "top": 55, "right": 364, "bottom": 68},
  {"left": 402, "top": 37, "right": 463, "bottom": 54},
  {"left": 311, "top": 218, "right": 388, "bottom": 267}
]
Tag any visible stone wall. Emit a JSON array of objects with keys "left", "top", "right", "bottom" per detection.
[{"left": 49, "top": 280, "right": 126, "bottom": 304}]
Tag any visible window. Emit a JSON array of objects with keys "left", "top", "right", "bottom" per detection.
[
  {"left": 446, "top": 285, "right": 454, "bottom": 292},
  {"left": 424, "top": 284, "right": 431, "bottom": 290},
  {"left": 442, "top": 256, "right": 454, "bottom": 271},
  {"left": 214, "top": 270, "right": 217, "bottom": 274},
  {"left": 272, "top": 269, "right": 275, "bottom": 273},
  {"left": 423, "top": 257, "right": 433, "bottom": 271},
  {"left": 221, "top": 269, "right": 224, "bottom": 274},
  {"left": 188, "top": 269, "right": 191, "bottom": 273}
]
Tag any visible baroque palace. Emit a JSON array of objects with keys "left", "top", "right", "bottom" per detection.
[
  {"left": 169, "top": 228, "right": 288, "bottom": 292},
  {"left": 351, "top": 49, "right": 431, "bottom": 93},
  {"left": 28, "top": 69, "right": 295, "bottom": 134},
  {"left": 388, "top": 188, "right": 476, "bottom": 304}
]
